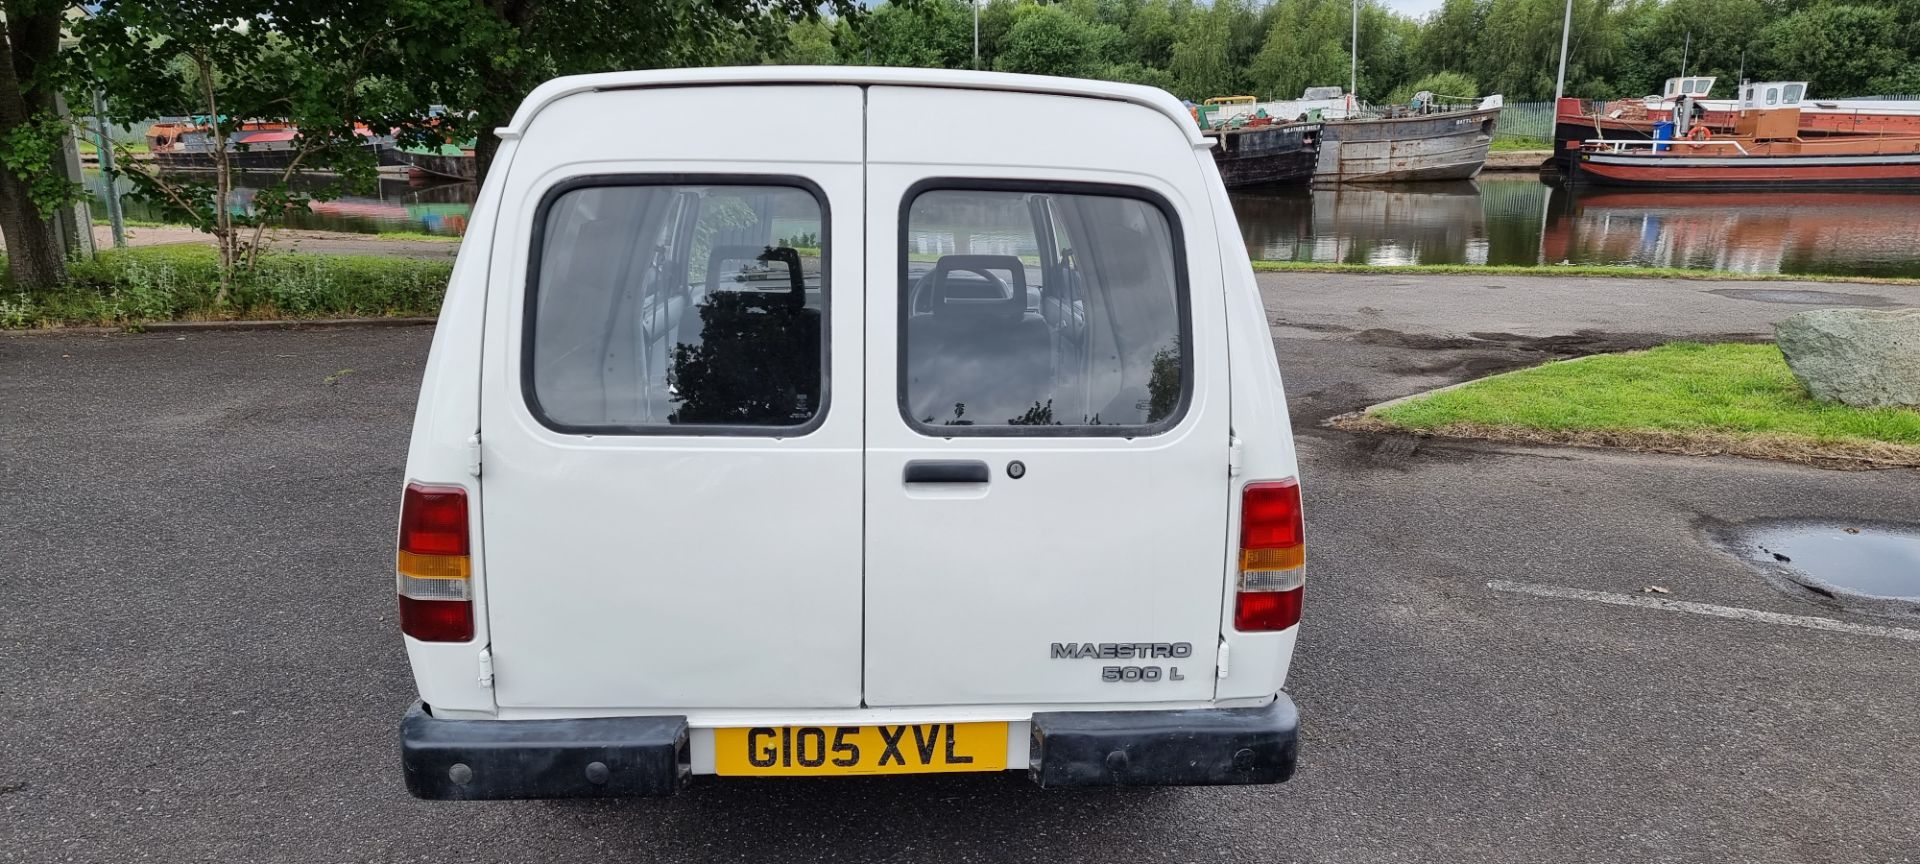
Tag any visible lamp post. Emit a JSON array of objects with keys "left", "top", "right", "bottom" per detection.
[
  {"left": 1349, "top": 0, "right": 1358, "bottom": 98},
  {"left": 1553, "top": 0, "right": 1573, "bottom": 103}
]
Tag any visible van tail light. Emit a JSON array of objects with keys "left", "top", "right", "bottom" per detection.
[
  {"left": 1235, "top": 479, "right": 1304, "bottom": 632},
  {"left": 397, "top": 482, "right": 473, "bottom": 642}
]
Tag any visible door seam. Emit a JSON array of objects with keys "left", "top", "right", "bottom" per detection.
[{"left": 859, "top": 83, "right": 870, "bottom": 709}]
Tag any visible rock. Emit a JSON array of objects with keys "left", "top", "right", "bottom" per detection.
[{"left": 1774, "top": 309, "right": 1920, "bottom": 408}]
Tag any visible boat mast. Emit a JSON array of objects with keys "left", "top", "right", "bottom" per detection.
[
  {"left": 1350, "top": 0, "right": 1358, "bottom": 100},
  {"left": 1680, "top": 31, "right": 1690, "bottom": 79},
  {"left": 1553, "top": 0, "right": 1573, "bottom": 103}
]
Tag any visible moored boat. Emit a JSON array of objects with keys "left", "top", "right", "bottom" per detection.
[
  {"left": 1315, "top": 99, "right": 1501, "bottom": 184},
  {"left": 1554, "top": 77, "right": 1920, "bottom": 168},
  {"left": 146, "top": 119, "right": 395, "bottom": 172},
  {"left": 378, "top": 141, "right": 477, "bottom": 181},
  {"left": 1202, "top": 121, "right": 1320, "bottom": 188},
  {"left": 1572, "top": 103, "right": 1920, "bottom": 189},
  {"left": 1198, "top": 89, "right": 1502, "bottom": 187}
]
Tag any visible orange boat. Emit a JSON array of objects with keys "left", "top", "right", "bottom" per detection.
[
  {"left": 1571, "top": 100, "right": 1920, "bottom": 190},
  {"left": 1553, "top": 77, "right": 1920, "bottom": 168}
]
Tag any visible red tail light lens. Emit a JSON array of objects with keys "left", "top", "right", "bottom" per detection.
[
  {"left": 1235, "top": 587, "right": 1303, "bottom": 632},
  {"left": 397, "top": 483, "right": 473, "bottom": 642},
  {"left": 400, "top": 483, "right": 469, "bottom": 556},
  {"left": 399, "top": 596, "right": 474, "bottom": 642},
  {"left": 1236, "top": 479, "right": 1304, "bottom": 632}
]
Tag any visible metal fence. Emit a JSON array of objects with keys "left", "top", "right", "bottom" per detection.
[{"left": 1495, "top": 101, "right": 1554, "bottom": 145}]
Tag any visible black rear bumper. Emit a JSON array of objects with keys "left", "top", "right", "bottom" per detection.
[
  {"left": 401, "top": 695, "right": 1298, "bottom": 799},
  {"left": 1029, "top": 695, "right": 1299, "bottom": 787},
  {"left": 401, "top": 703, "right": 689, "bottom": 800}
]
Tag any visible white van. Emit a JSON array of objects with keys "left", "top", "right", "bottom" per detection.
[{"left": 396, "top": 67, "right": 1304, "bottom": 799}]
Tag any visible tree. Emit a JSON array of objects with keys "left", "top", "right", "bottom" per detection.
[
  {"left": 0, "top": 0, "right": 71, "bottom": 290},
  {"left": 1760, "top": 4, "right": 1909, "bottom": 96},
  {"left": 1250, "top": 0, "right": 1351, "bottom": 100},
  {"left": 847, "top": 0, "right": 972, "bottom": 69},
  {"left": 1168, "top": 0, "right": 1239, "bottom": 99},
  {"left": 379, "top": 0, "right": 858, "bottom": 188},
  {"left": 1417, "top": 0, "right": 1484, "bottom": 77},
  {"left": 995, "top": 5, "right": 1100, "bottom": 78},
  {"left": 77, "top": 0, "right": 437, "bottom": 302},
  {"left": 1607, "top": 0, "right": 1764, "bottom": 98},
  {"left": 1127, "top": 0, "right": 1190, "bottom": 70},
  {"left": 781, "top": 18, "right": 842, "bottom": 65},
  {"left": 1473, "top": 0, "right": 1620, "bottom": 100}
]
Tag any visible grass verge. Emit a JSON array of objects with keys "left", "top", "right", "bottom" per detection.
[
  {"left": 340, "top": 229, "right": 462, "bottom": 242},
  {"left": 1, "top": 245, "right": 452, "bottom": 328},
  {"left": 1337, "top": 342, "right": 1920, "bottom": 469},
  {"left": 1249, "top": 259, "right": 1920, "bottom": 286},
  {"left": 1490, "top": 137, "right": 1551, "bottom": 151}
]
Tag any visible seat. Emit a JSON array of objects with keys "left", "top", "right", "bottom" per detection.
[{"left": 905, "top": 255, "right": 1056, "bottom": 426}]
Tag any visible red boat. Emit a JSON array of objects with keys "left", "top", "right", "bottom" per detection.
[
  {"left": 1554, "top": 77, "right": 1920, "bottom": 168},
  {"left": 1572, "top": 100, "right": 1920, "bottom": 190}
]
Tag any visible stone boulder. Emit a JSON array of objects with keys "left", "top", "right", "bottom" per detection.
[{"left": 1774, "top": 308, "right": 1920, "bottom": 408}]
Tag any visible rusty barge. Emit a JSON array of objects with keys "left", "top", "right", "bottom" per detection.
[{"left": 1198, "top": 91, "right": 1503, "bottom": 189}]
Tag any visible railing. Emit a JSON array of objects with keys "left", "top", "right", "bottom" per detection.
[
  {"left": 1584, "top": 138, "right": 1751, "bottom": 155},
  {"left": 1494, "top": 101, "right": 1554, "bottom": 146}
]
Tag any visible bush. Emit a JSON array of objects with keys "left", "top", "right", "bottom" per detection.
[
  {"left": 1387, "top": 71, "right": 1479, "bottom": 105},
  {"left": 8, "top": 245, "right": 453, "bottom": 327}
]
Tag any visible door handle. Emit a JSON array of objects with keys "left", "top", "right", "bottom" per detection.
[{"left": 903, "top": 460, "right": 990, "bottom": 484}]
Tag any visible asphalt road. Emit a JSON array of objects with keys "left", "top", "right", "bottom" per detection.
[{"left": 4, "top": 273, "right": 1918, "bottom": 863}]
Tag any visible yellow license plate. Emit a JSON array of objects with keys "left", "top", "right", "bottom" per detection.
[{"left": 714, "top": 723, "right": 1008, "bottom": 776}]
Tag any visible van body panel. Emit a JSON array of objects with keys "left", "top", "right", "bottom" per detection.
[
  {"left": 402, "top": 170, "right": 507, "bottom": 715},
  {"left": 1196, "top": 154, "right": 1303, "bottom": 700},
  {"left": 475, "top": 85, "right": 866, "bottom": 709},
  {"left": 860, "top": 86, "right": 1232, "bottom": 707}
]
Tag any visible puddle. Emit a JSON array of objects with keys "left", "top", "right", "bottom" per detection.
[
  {"left": 1706, "top": 288, "right": 1896, "bottom": 307},
  {"left": 1718, "top": 521, "right": 1920, "bottom": 617}
]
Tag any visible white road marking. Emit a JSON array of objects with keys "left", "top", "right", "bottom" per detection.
[{"left": 1487, "top": 579, "right": 1920, "bottom": 644}]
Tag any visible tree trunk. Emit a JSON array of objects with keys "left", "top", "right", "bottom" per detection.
[
  {"left": 0, "top": 166, "right": 64, "bottom": 287},
  {"left": 473, "top": 126, "right": 501, "bottom": 190},
  {"left": 0, "top": 7, "right": 68, "bottom": 289},
  {"left": 472, "top": 0, "right": 540, "bottom": 190},
  {"left": 191, "top": 49, "right": 236, "bottom": 304}
]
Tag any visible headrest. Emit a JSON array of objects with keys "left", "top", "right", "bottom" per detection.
[{"left": 930, "top": 254, "right": 1027, "bottom": 320}]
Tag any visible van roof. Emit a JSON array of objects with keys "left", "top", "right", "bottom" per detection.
[{"left": 497, "top": 66, "right": 1210, "bottom": 149}]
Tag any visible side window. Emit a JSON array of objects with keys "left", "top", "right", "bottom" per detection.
[
  {"left": 1765, "top": 87, "right": 1780, "bottom": 106},
  {"left": 1783, "top": 83, "right": 1804, "bottom": 104},
  {"left": 526, "top": 180, "right": 826, "bottom": 432},
  {"left": 900, "top": 185, "right": 1188, "bottom": 434}
]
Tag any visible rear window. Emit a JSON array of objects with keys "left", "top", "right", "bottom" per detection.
[
  {"left": 899, "top": 184, "right": 1189, "bottom": 435},
  {"left": 525, "top": 179, "right": 826, "bottom": 433}
]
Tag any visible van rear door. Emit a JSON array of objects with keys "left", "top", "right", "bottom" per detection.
[
  {"left": 861, "top": 86, "right": 1232, "bottom": 707},
  {"left": 477, "top": 85, "right": 865, "bottom": 709}
]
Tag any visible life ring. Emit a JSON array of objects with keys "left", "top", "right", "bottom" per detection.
[{"left": 1687, "top": 125, "right": 1712, "bottom": 141}]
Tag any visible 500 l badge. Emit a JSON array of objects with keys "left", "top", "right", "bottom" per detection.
[{"left": 1051, "top": 641, "right": 1193, "bottom": 683}]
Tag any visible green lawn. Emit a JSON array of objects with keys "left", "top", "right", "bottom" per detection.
[
  {"left": 80, "top": 140, "right": 151, "bottom": 155},
  {"left": 1490, "top": 137, "right": 1551, "bottom": 151},
  {"left": 1359, "top": 342, "right": 1920, "bottom": 466}
]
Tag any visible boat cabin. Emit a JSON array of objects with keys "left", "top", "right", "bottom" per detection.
[
  {"left": 1741, "top": 82, "right": 1807, "bottom": 110},
  {"left": 1662, "top": 76, "right": 1716, "bottom": 100}
]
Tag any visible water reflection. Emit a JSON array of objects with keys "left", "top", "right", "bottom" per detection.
[
  {"left": 84, "top": 168, "right": 475, "bottom": 237},
  {"left": 85, "top": 169, "right": 1920, "bottom": 278},
  {"left": 1231, "top": 176, "right": 1920, "bottom": 279}
]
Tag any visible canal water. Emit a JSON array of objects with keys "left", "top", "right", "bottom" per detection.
[{"left": 85, "top": 170, "right": 1920, "bottom": 279}]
